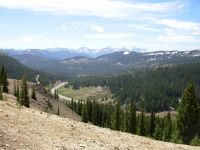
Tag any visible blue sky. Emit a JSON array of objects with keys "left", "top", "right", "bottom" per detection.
[{"left": 0, "top": 0, "right": 200, "bottom": 51}]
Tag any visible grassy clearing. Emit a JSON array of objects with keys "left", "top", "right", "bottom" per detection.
[{"left": 58, "top": 86, "right": 112, "bottom": 101}]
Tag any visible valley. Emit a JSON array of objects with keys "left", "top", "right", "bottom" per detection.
[
  {"left": 58, "top": 85, "right": 111, "bottom": 102},
  {"left": 1, "top": 49, "right": 200, "bottom": 148},
  {"left": 1, "top": 1, "right": 200, "bottom": 149}
]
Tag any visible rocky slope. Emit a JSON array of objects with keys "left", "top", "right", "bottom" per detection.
[
  {"left": 7, "top": 79, "right": 81, "bottom": 121},
  {"left": 0, "top": 99, "right": 199, "bottom": 150}
]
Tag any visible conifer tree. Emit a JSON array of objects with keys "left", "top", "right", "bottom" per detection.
[
  {"left": 0, "top": 88, "right": 3, "bottom": 100},
  {"left": 82, "top": 103, "right": 88, "bottom": 123},
  {"left": 92, "top": 101, "right": 98, "bottom": 125},
  {"left": 190, "top": 135, "right": 200, "bottom": 146},
  {"left": 77, "top": 100, "right": 82, "bottom": 115},
  {"left": 129, "top": 100, "right": 136, "bottom": 134},
  {"left": 14, "top": 80, "right": 17, "bottom": 96},
  {"left": 87, "top": 99, "right": 93, "bottom": 122},
  {"left": 163, "top": 111, "right": 172, "bottom": 141},
  {"left": 20, "top": 74, "right": 29, "bottom": 107},
  {"left": 177, "top": 82, "right": 198, "bottom": 144},
  {"left": 16, "top": 81, "right": 20, "bottom": 102},
  {"left": 57, "top": 102, "right": 60, "bottom": 115},
  {"left": 154, "top": 117, "right": 164, "bottom": 140},
  {"left": 149, "top": 111, "right": 155, "bottom": 137},
  {"left": 0, "top": 65, "right": 4, "bottom": 83},
  {"left": 124, "top": 106, "right": 129, "bottom": 132},
  {"left": 114, "top": 101, "right": 121, "bottom": 131},
  {"left": 71, "top": 98, "right": 74, "bottom": 111},
  {"left": 198, "top": 105, "right": 200, "bottom": 136},
  {"left": 139, "top": 107, "right": 145, "bottom": 136},
  {"left": 1, "top": 66, "right": 8, "bottom": 93},
  {"left": 31, "top": 86, "right": 37, "bottom": 100},
  {"left": 54, "top": 89, "right": 58, "bottom": 100}
]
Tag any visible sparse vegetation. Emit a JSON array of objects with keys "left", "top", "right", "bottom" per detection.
[
  {"left": 31, "top": 86, "right": 37, "bottom": 100},
  {"left": 0, "top": 88, "right": 3, "bottom": 100},
  {"left": 20, "top": 74, "right": 29, "bottom": 107}
]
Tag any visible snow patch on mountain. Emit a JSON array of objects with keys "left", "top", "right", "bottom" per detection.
[{"left": 123, "top": 51, "right": 130, "bottom": 55}]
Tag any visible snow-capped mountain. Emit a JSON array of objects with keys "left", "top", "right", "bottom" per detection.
[
  {"left": 0, "top": 47, "right": 147, "bottom": 60},
  {"left": 1, "top": 48, "right": 200, "bottom": 77}
]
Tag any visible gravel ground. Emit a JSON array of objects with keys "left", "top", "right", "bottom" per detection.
[{"left": 0, "top": 100, "right": 199, "bottom": 150}]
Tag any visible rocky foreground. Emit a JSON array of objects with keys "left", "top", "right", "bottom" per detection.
[{"left": 0, "top": 100, "right": 199, "bottom": 150}]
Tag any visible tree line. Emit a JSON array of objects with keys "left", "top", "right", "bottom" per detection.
[
  {"left": 0, "top": 65, "right": 37, "bottom": 106},
  {"left": 68, "top": 82, "right": 200, "bottom": 146},
  {"left": 70, "top": 62, "right": 200, "bottom": 112}
]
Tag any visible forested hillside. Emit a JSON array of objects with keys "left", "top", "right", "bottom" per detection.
[
  {"left": 71, "top": 62, "right": 200, "bottom": 112},
  {"left": 0, "top": 53, "right": 55, "bottom": 85}
]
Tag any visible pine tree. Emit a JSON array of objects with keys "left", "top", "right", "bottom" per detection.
[
  {"left": 16, "top": 81, "right": 20, "bottom": 102},
  {"left": 82, "top": 103, "right": 88, "bottom": 123},
  {"left": 124, "top": 106, "right": 129, "bottom": 132},
  {"left": 1, "top": 66, "right": 8, "bottom": 93},
  {"left": 31, "top": 86, "right": 37, "bottom": 100},
  {"left": 198, "top": 105, "right": 200, "bottom": 136},
  {"left": 149, "top": 111, "right": 155, "bottom": 137},
  {"left": 87, "top": 99, "right": 93, "bottom": 122},
  {"left": 14, "top": 80, "right": 17, "bottom": 96},
  {"left": 114, "top": 101, "right": 121, "bottom": 131},
  {"left": 71, "top": 98, "right": 74, "bottom": 111},
  {"left": 77, "top": 100, "right": 82, "bottom": 115},
  {"left": 139, "top": 107, "right": 145, "bottom": 136},
  {"left": 177, "top": 82, "right": 198, "bottom": 144},
  {"left": 57, "top": 102, "right": 60, "bottom": 115},
  {"left": 190, "top": 135, "right": 200, "bottom": 146},
  {"left": 0, "top": 88, "right": 3, "bottom": 100},
  {"left": 0, "top": 65, "right": 4, "bottom": 83},
  {"left": 129, "top": 100, "right": 136, "bottom": 134},
  {"left": 163, "top": 111, "right": 172, "bottom": 142},
  {"left": 20, "top": 74, "right": 29, "bottom": 107},
  {"left": 54, "top": 89, "right": 58, "bottom": 100},
  {"left": 154, "top": 117, "right": 163, "bottom": 140}
]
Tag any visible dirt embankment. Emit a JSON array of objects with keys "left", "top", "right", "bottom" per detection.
[
  {"left": 7, "top": 79, "right": 81, "bottom": 121},
  {"left": 0, "top": 100, "right": 199, "bottom": 150}
]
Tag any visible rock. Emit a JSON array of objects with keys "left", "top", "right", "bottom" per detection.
[
  {"left": 5, "top": 144, "right": 9, "bottom": 147},
  {"left": 13, "top": 139, "right": 17, "bottom": 142},
  {"left": 0, "top": 110, "right": 2, "bottom": 112},
  {"left": 79, "top": 144, "right": 86, "bottom": 148}
]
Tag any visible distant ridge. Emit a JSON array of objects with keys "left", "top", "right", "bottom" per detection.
[{"left": 1, "top": 48, "right": 200, "bottom": 77}]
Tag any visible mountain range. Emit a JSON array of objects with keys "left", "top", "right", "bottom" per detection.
[
  {"left": 1, "top": 48, "right": 200, "bottom": 77},
  {"left": 0, "top": 47, "right": 147, "bottom": 60}
]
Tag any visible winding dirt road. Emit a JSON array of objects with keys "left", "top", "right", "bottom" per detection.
[{"left": 51, "top": 82, "right": 79, "bottom": 103}]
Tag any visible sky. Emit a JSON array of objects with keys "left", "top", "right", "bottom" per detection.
[{"left": 0, "top": 0, "right": 200, "bottom": 51}]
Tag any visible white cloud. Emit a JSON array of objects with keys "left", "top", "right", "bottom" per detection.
[
  {"left": 61, "top": 25, "right": 68, "bottom": 29},
  {"left": 0, "top": 35, "right": 53, "bottom": 48},
  {"left": 91, "top": 25, "right": 104, "bottom": 33},
  {"left": 18, "top": 35, "right": 43, "bottom": 42},
  {"left": 0, "top": 0, "right": 187, "bottom": 18},
  {"left": 156, "top": 28, "right": 199, "bottom": 43},
  {"left": 85, "top": 33, "right": 133, "bottom": 39},
  {"left": 157, "top": 34, "right": 198, "bottom": 43},
  {"left": 125, "top": 24, "right": 158, "bottom": 32},
  {"left": 155, "top": 19, "right": 200, "bottom": 35}
]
